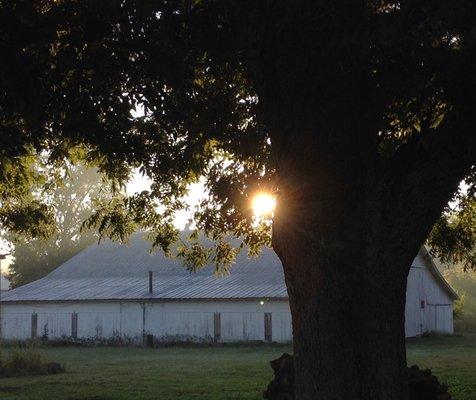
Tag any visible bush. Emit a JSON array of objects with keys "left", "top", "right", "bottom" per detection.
[
  {"left": 0, "top": 347, "right": 65, "bottom": 378},
  {"left": 453, "top": 293, "right": 465, "bottom": 319}
]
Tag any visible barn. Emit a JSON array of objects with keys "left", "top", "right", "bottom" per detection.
[{"left": 0, "top": 233, "right": 458, "bottom": 343}]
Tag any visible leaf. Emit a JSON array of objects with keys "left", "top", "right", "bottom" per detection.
[
  {"left": 430, "top": 114, "right": 445, "bottom": 129},
  {"left": 413, "top": 121, "right": 421, "bottom": 132}
]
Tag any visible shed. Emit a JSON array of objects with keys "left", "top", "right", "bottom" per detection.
[{"left": 0, "top": 234, "right": 458, "bottom": 343}]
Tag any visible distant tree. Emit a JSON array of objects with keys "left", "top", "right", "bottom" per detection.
[
  {"left": 7, "top": 164, "right": 112, "bottom": 287},
  {"left": 429, "top": 193, "right": 476, "bottom": 270},
  {"left": 0, "top": 2, "right": 475, "bottom": 399},
  {"left": 431, "top": 192, "right": 476, "bottom": 330},
  {"left": 443, "top": 267, "right": 476, "bottom": 331}
]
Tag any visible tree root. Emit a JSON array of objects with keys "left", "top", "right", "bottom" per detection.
[{"left": 263, "top": 354, "right": 453, "bottom": 400}]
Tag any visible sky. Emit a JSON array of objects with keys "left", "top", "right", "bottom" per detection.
[{"left": 126, "top": 170, "right": 207, "bottom": 230}]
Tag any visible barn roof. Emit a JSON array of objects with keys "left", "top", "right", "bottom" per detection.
[
  {"left": 1, "top": 234, "right": 458, "bottom": 303},
  {"left": 419, "top": 246, "right": 459, "bottom": 300},
  {"left": 1, "top": 233, "right": 288, "bottom": 302}
]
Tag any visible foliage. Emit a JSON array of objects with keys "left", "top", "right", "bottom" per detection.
[
  {"left": 0, "top": 0, "right": 474, "bottom": 274},
  {"left": 453, "top": 293, "right": 466, "bottom": 320},
  {"left": 6, "top": 163, "right": 114, "bottom": 287},
  {"left": 443, "top": 267, "right": 476, "bottom": 332},
  {"left": 0, "top": 347, "right": 64, "bottom": 378},
  {"left": 429, "top": 194, "right": 476, "bottom": 271},
  {"left": 0, "top": 1, "right": 467, "bottom": 265},
  {"left": 0, "top": 154, "right": 56, "bottom": 240}
]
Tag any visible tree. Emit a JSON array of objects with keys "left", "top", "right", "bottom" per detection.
[
  {"left": 6, "top": 164, "right": 112, "bottom": 287},
  {"left": 0, "top": 1, "right": 475, "bottom": 399},
  {"left": 429, "top": 192, "right": 476, "bottom": 270}
]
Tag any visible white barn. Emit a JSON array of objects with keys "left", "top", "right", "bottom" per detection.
[{"left": 0, "top": 234, "right": 457, "bottom": 343}]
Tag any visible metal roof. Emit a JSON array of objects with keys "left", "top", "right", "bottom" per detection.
[
  {"left": 419, "top": 246, "right": 459, "bottom": 300},
  {"left": 1, "top": 234, "right": 458, "bottom": 303},
  {"left": 1, "top": 233, "right": 288, "bottom": 302}
]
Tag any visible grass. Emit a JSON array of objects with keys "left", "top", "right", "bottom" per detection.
[
  {"left": 406, "top": 334, "right": 476, "bottom": 400},
  {"left": 0, "top": 334, "right": 474, "bottom": 400}
]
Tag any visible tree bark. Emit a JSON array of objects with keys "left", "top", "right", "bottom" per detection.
[
  {"left": 273, "top": 219, "right": 409, "bottom": 399},
  {"left": 266, "top": 115, "right": 472, "bottom": 398},
  {"left": 269, "top": 139, "right": 418, "bottom": 399}
]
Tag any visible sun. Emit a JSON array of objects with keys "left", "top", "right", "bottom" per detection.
[{"left": 252, "top": 193, "right": 276, "bottom": 217}]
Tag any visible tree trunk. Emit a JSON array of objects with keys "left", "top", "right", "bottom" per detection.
[
  {"left": 252, "top": 2, "right": 473, "bottom": 397},
  {"left": 273, "top": 218, "right": 410, "bottom": 400},
  {"left": 265, "top": 120, "right": 466, "bottom": 398},
  {"left": 268, "top": 147, "right": 423, "bottom": 400}
]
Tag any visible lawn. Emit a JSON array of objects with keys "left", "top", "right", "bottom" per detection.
[{"left": 0, "top": 334, "right": 475, "bottom": 400}]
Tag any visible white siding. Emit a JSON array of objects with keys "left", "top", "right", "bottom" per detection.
[
  {"left": 1, "top": 300, "right": 293, "bottom": 343},
  {"left": 404, "top": 253, "right": 454, "bottom": 336},
  {"left": 120, "top": 303, "right": 143, "bottom": 338},
  {"left": 37, "top": 312, "right": 70, "bottom": 338},
  {"left": 1, "top": 312, "right": 31, "bottom": 340},
  {"left": 271, "top": 312, "right": 293, "bottom": 343}
]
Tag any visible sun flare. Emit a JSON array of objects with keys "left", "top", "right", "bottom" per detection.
[{"left": 252, "top": 193, "right": 276, "bottom": 217}]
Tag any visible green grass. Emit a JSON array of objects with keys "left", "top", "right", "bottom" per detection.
[
  {"left": 406, "top": 334, "right": 476, "bottom": 400},
  {"left": 0, "top": 334, "right": 475, "bottom": 400}
]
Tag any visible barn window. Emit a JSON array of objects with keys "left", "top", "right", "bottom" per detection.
[
  {"left": 214, "top": 312, "right": 221, "bottom": 342},
  {"left": 420, "top": 300, "right": 425, "bottom": 309},
  {"left": 264, "top": 313, "right": 272, "bottom": 342},
  {"left": 71, "top": 312, "right": 78, "bottom": 339},
  {"left": 31, "top": 313, "right": 38, "bottom": 339}
]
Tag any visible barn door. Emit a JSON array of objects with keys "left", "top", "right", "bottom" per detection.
[{"left": 434, "top": 304, "right": 452, "bottom": 333}]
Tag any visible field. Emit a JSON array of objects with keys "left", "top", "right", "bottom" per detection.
[{"left": 0, "top": 334, "right": 475, "bottom": 400}]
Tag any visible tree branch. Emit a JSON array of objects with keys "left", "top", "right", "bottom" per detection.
[{"left": 383, "top": 111, "right": 475, "bottom": 261}]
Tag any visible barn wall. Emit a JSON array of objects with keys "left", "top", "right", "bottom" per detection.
[
  {"left": 0, "top": 300, "right": 293, "bottom": 343},
  {"left": 0, "top": 302, "right": 123, "bottom": 341},
  {"left": 404, "top": 253, "right": 454, "bottom": 337},
  {"left": 1, "top": 252, "right": 455, "bottom": 342}
]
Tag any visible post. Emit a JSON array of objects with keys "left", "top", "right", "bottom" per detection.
[
  {"left": 31, "top": 313, "right": 38, "bottom": 339},
  {"left": 148, "top": 271, "right": 153, "bottom": 294},
  {"left": 71, "top": 312, "right": 78, "bottom": 339},
  {"left": 214, "top": 312, "right": 221, "bottom": 343},
  {"left": 264, "top": 312, "right": 272, "bottom": 342}
]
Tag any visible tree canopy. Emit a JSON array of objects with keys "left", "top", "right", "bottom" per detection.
[
  {"left": 6, "top": 163, "right": 112, "bottom": 287},
  {"left": 0, "top": 0, "right": 474, "bottom": 270}
]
